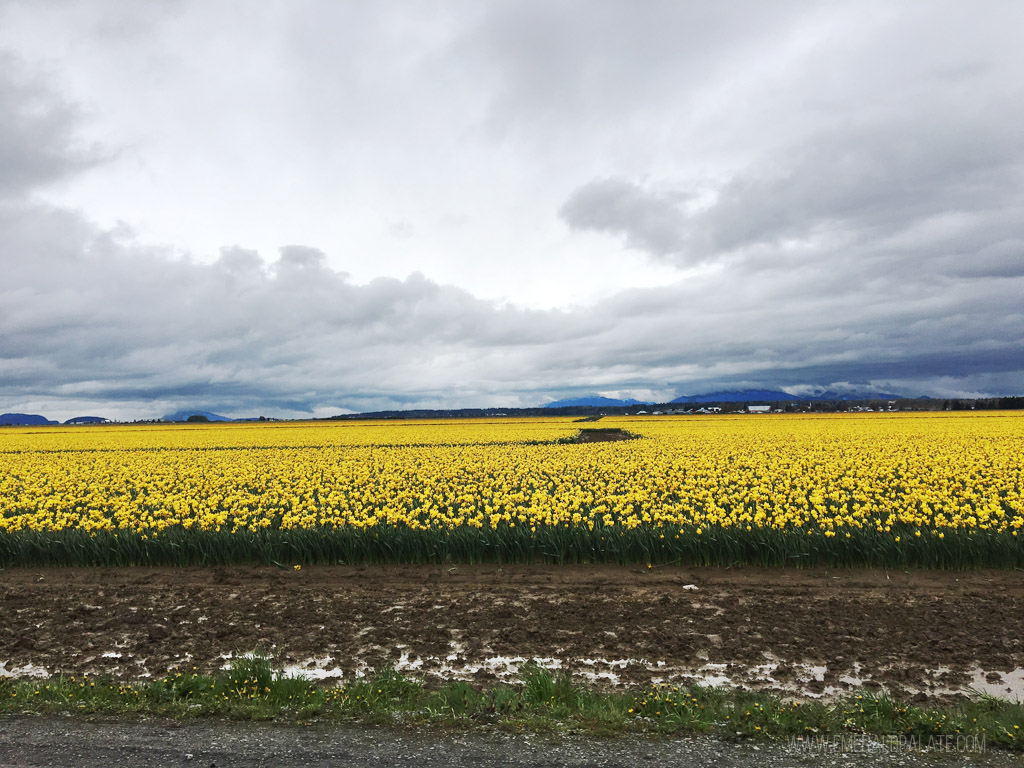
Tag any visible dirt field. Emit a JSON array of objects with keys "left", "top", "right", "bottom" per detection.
[{"left": 2, "top": 565, "right": 1022, "bottom": 701}]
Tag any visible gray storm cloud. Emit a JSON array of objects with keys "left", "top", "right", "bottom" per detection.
[
  {"left": 4, "top": 216, "right": 1023, "bottom": 419},
  {"left": 4, "top": 194, "right": 1020, "bottom": 419},
  {"left": 560, "top": 104, "right": 1024, "bottom": 270},
  {"left": 0, "top": 56, "right": 104, "bottom": 200},
  {"left": 1, "top": 1, "right": 1023, "bottom": 420},
  {"left": 559, "top": 179, "right": 694, "bottom": 261}
]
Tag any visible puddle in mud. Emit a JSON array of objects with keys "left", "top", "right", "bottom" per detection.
[
  {"left": 6, "top": 647, "right": 1024, "bottom": 702},
  {"left": 0, "top": 661, "right": 49, "bottom": 678},
  {"left": 232, "top": 646, "right": 1024, "bottom": 702}
]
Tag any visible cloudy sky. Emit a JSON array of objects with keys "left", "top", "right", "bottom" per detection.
[{"left": 1, "top": 0, "right": 1022, "bottom": 420}]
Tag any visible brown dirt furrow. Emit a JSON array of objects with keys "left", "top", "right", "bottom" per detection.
[{"left": 1, "top": 565, "right": 1022, "bottom": 700}]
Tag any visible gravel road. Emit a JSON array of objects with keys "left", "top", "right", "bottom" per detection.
[{"left": 1, "top": 715, "right": 1020, "bottom": 768}]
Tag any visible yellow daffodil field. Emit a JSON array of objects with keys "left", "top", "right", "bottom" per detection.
[{"left": 2, "top": 412, "right": 1023, "bottom": 568}]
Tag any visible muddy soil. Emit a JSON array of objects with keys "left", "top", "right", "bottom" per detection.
[
  {"left": 571, "top": 428, "right": 634, "bottom": 442},
  {"left": 2, "top": 565, "right": 1022, "bottom": 700}
]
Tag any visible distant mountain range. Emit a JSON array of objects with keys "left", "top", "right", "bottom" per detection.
[
  {"left": 803, "top": 390, "right": 904, "bottom": 402},
  {"left": 64, "top": 416, "right": 109, "bottom": 424},
  {"left": 0, "top": 413, "right": 58, "bottom": 426},
  {"left": 670, "top": 389, "right": 800, "bottom": 404},
  {"left": 542, "top": 396, "right": 648, "bottom": 408},
  {"left": 544, "top": 389, "right": 906, "bottom": 408},
  {"left": 0, "top": 410, "right": 258, "bottom": 425},
  {"left": 673, "top": 389, "right": 904, "bottom": 403},
  {"left": 0, "top": 389, "right": 936, "bottom": 427},
  {"left": 161, "top": 410, "right": 232, "bottom": 422}
]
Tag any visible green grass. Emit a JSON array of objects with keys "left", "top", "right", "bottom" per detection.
[
  {"left": 2, "top": 657, "right": 1022, "bottom": 750},
  {"left": 2, "top": 524, "right": 1023, "bottom": 569}
]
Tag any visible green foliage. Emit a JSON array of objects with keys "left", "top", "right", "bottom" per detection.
[
  {"left": 2, "top": 663, "right": 1023, "bottom": 749},
  {"left": 3, "top": 523, "right": 1024, "bottom": 569},
  {"left": 225, "top": 652, "right": 275, "bottom": 697},
  {"left": 520, "top": 663, "right": 585, "bottom": 709}
]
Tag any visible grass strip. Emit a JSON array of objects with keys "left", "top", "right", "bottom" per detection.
[{"left": 2, "top": 657, "right": 1022, "bottom": 750}]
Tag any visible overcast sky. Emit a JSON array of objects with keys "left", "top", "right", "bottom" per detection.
[{"left": 1, "top": 0, "right": 1022, "bottom": 421}]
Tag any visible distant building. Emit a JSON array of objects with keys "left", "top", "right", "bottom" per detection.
[{"left": 747, "top": 405, "right": 770, "bottom": 413}]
